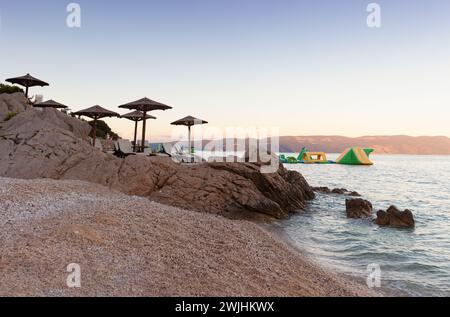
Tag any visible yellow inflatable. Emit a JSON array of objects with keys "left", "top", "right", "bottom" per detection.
[{"left": 300, "top": 151, "right": 329, "bottom": 164}]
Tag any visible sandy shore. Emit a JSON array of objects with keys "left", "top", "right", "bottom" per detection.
[{"left": 0, "top": 177, "right": 377, "bottom": 297}]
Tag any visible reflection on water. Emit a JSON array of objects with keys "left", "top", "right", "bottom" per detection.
[{"left": 280, "top": 154, "right": 450, "bottom": 296}]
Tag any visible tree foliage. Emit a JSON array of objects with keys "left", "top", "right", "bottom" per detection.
[
  {"left": 88, "top": 120, "right": 119, "bottom": 140},
  {"left": 0, "top": 84, "right": 24, "bottom": 95}
]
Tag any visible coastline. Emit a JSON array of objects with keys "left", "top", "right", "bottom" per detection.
[
  {"left": 259, "top": 221, "right": 382, "bottom": 297},
  {"left": 264, "top": 221, "right": 393, "bottom": 297},
  {"left": 0, "top": 176, "right": 377, "bottom": 297}
]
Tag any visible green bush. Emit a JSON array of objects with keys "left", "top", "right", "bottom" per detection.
[
  {"left": 0, "top": 84, "right": 24, "bottom": 95},
  {"left": 4, "top": 112, "right": 18, "bottom": 121},
  {"left": 88, "top": 120, "right": 120, "bottom": 140}
]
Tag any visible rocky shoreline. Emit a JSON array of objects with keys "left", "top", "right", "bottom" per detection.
[
  {"left": 0, "top": 93, "right": 314, "bottom": 221},
  {"left": 0, "top": 93, "right": 376, "bottom": 296}
]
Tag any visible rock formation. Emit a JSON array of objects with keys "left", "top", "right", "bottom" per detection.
[
  {"left": 0, "top": 92, "right": 29, "bottom": 121},
  {"left": 345, "top": 196, "right": 415, "bottom": 228},
  {"left": 375, "top": 206, "right": 415, "bottom": 228},
  {"left": 313, "top": 187, "right": 361, "bottom": 197},
  {"left": 345, "top": 198, "right": 373, "bottom": 218},
  {"left": 0, "top": 93, "right": 314, "bottom": 220}
]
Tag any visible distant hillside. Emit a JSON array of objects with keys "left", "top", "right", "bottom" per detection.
[{"left": 278, "top": 135, "right": 450, "bottom": 155}]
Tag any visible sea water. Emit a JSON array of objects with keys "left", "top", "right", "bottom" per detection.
[{"left": 281, "top": 154, "right": 450, "bottom": 297}]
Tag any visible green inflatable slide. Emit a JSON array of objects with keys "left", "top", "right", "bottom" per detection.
[{"left": 336, "top": 147, "right": 374, "bottom": 165}]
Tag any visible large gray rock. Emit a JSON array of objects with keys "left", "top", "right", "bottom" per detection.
[
  {"left": 0, "top": 93, "right": 91, "bottom": 140},
  {"left": 0, "top": 93, "right": 30, "bottom": 122},
  {"left": 0, "top": 94, "right": 314, "bottom": 220}
]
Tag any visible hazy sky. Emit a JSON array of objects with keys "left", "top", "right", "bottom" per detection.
[{"left": 1, "top": 0, "right": 449, "bottom": 140}]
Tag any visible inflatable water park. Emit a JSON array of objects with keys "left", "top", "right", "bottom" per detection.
[{"left": 279, "top": 147, "right": 374, "bottom": 165}]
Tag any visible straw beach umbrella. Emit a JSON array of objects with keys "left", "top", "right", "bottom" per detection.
[
  {"left": 121, "top": 111, "right": 156, "bottom": 152},
  {"left": 34, "top": 99, "right": 68, "bottom": 109},
  {"left": 119, "top": 97, "right": 172, "bottom": 151},
  {"left": 171, "top": 116, "right": 208, "bottom": 162},
  {"left": 6, "top": 73, "right": 49, "bottom": 98},
  {"left": 73, "top": 105, "right": 120, "bottom": 146}
]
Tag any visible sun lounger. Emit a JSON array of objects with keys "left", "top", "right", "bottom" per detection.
[
  {"left": 94, "top": 139, "right": 103, "bottom": 151},
  {"left": 113, "top": 139, "right": 136, "bottom": 158},
  {"left": 143, "top": 141, "right": 153, "bottom": 156},
  {"left": 162, "top": 143, "right": 203, "bottom": 163},
  {"left": 119, "top": 139, "right": 135, "bottom": 154},
  {"left": 135, "top": 143, "right": 153, "bottom": 156},
  {"left": 133, "top": 140, "right": 153, "bottom": 156},
  {"left": 162, "top": 143, "right": 174, "bottom": 157}
]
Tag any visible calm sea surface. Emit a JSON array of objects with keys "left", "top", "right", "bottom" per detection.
[{"left": 280, "top": 154, "right": 450, "bottom": 296}]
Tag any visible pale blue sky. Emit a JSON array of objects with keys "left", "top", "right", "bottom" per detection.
[{"left": 1, "top": 0, "right": 449, "bottom": 140}]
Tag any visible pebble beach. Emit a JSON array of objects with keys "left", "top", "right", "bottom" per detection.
[{"left": 0, "top": 177, "right": 376, "bottom": 297}]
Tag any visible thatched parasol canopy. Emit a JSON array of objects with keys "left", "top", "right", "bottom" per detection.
[
  {"left": 171, "top": 116, "right": 208, "bottom": 127},
  {"left": 73, "top": 105, "right": 120, "bottom": 146},
  {"left": 121, "top": 111, "right": 156, "bottom": 152},
  {"left": 119, "top": 97, "right": 172, "bottom": 151},
  {"left": 73, "top": 105, "right": 120, "bottom": 119},
  {"left": 6, "top": 73, "right": 49, "bottom": 98},
  {"left": 34, "top": 99, "right": 68, "bottom": 109},
  {"left": 121, "top": 110, "right": 156, "bottom": 121},
  {"left": 119, "top": 97, "right": 172, "bottom": 112}
]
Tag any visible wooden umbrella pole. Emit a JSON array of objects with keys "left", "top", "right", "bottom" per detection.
[
  {"left": 141, "top": 111, "right": 147, "bottom": 152},
  {"left": 25, "top": 86, "right": 29, "bottom": 98},
  {"left": 92, "top": 116, "right": 98, "bottom": 147},
  {"left": 188, "top": 125, "right": 193, "bottom": 163},
  {"left": 133, "top": 120, "right": 138, "bottom": 152}
]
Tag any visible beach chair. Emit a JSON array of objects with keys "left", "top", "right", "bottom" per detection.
[
  {"left": 162, "top": 143, "right": 197, "bottom": 163},
  {"left": 162, "top": 143, "right": 176, "bottom": 156},
  {"left": 150, "top": 143, "right": 170, "bottom": 157},
  {"left": 114, "top": 139, "right": 136, "bottom": 158},
  {"left": 173, "top": 143, "right": 184, "bottom": 155},
  {"left": 143, "top": 141, "right": 153, "bottom": 156},
  {"left": 134, "top": 140, "right": 152, "bottom": 156},
  {"left": 94, "top": 139, "right": 103, "bottom": 152}
]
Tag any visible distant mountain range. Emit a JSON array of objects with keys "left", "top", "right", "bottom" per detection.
[
  {"left": 169, "top": 135, "right": 450, "bottom": 155},
  {"left": 277, "top": 135, "right": 450, "bottom": 155}
]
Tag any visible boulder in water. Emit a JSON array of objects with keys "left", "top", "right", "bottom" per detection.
[
  {"left": 313, "top": 187, "right": 361, "bottom": 197},
  {"left": 331, "top": 188, "right": 347, "bottom": 195},
  {"left": 345, "top": 198, "right": 373, "bottom": 218},
  {"left": 375, "top": 206, "right": 415, "bottom": 228}
]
